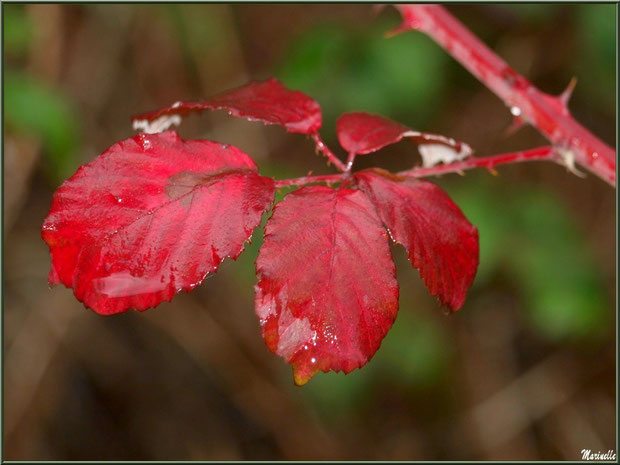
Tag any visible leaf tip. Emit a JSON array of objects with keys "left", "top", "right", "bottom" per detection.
[
  {"left": 47, "top": 266, "right": 61, "bottom": 287},
  {"left": 293, "top": 365, "right": 318, "bottom": 386},
  {"left": 444, "top": 298, "right": 464, "bottom": 314}
]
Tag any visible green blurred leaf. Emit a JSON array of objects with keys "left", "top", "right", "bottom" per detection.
[
  {"left": 573, "top": 4, "right": 615, "bottom": 113},
  {"left": 278, "top": 19, "right": 448, "bottom": 141},
  {"left": 373, "top": 307, "right": 450, "bottom": 387},
  {"left": 5, "top": 70, "right": 80, "bottom": 184},
  {"left": 3, "top": 5, "right": 32, "bottom": 56},
  {"left": 300, "top": 368, "right": 369, "bottom": 421},
  {"left": 278, "top": 24, "right": 348, "bottom": 93},
  {"left": 448, "top": 176, "right": 609, "bottom": 341},
  {"left": 163, "top": 4, "right": 229, "bottom": 81},
  {"left": 578, "top": 4, "right": 616, "bottom": 71},
  {"left": 503, "top": 4, "right": 555, "bottom": 24},
  {"left": 508, "top": 190, "right": 609, "bottom": 340}
]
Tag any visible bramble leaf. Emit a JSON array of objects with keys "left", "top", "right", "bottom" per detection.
[
  {"left": 355, "top": 169, "right": 478, "bottom": 311},
  {"left": 42, "top": 131, "right": 274, "bottom": 315},
  {"left": 255, "top": 186, "right": 399, "bottom": 385},
  {"left": 337, "top": 112, "right": 472, "bottom": 166},
  {"left": 132, "top": 77, "right": 322, "bottom": 135}
]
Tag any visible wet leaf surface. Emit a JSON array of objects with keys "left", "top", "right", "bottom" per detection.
[
  {"left": 132, "top": 78, "right": 322, "bottom": 135},
  {"left": 42, "top": 131, "right": 274, "bottom": 315},
  {"left": 337, "top": 112, "right": 472, "bottom": 165},
  {"left": 255, "top": 185, "right": 399, "bottom": 384},
  {"left": 355, "top": 169, "right": 478, "bottom": 311}
]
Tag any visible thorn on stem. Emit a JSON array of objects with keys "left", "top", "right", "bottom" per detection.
[
  {"left": 542, "top": 77, "right": 577, "bottom": 117},
  {"left": 487, "top": 167, "right": 499, "bottom": 176},
  {"left": 385, "top": 23, "right": 411, "bottom": 38},
  {"left": 504, "top": 115, "right": 525, "bottom": 137},
  {"left": 559, "top": 77, "right": 577, "bottom": 107},
  {"left": 555, "top": 147, "right": 587, "bottom": 178}
]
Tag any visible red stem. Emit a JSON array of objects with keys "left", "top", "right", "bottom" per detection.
[
  {"left": 398, "top": 146, "right": 556, "bottom": 178},
  {"left": 275, "top": 173, "right": 343, "bottom": 188},
  {"left": 394, "top": 4, "right": 616, "bottom": 186},
  {"left": 345, "top": 152, "right": 356, "bottom": 172},
  {"left": 274, "top": 146, "right": 558, "bottom": 187},
  {"left": 311, "top": 133, "right": 347, "bottom": 172}
]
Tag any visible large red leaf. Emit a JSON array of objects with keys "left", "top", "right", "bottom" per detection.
[
  {"left": 355, "top": 169, "right": 478, "bottom": 311},
  {"left": 132, "top": 78, "right": 322, "bottom": 135},
  {"left": 337, "top": 112, "right": 472, "bottom": 163},
  {"left": 255, "top": 186, "right": 399, "bottom": 385},
  {"left": 42, "top": 131, "right": 274, "bottom": 315}
]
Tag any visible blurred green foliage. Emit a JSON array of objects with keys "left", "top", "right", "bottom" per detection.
[
  {"left": 447, "top": 175, "right": 609, "bottom": 341},
  {"left": 163, "top": 4, "right": 228, "bottom": 83},
  {"left": 165, "top": 4, "right": 224, "bottom": 54},
  {"left": 504, "top": 4, "right": 556, "bottom": 24},
  {"left": 372, "top": 300, "right": 450, "bottom": 386},
  {"left": 4, "top": 5, "right": 80, "bottom": 185},
  {"left": 5, "top": 70, "right": 80, "bottom": 184},
  {"left": 4, "top": 4, "right": 32, "bottom": 55},
  {"left": 278, "top": 19, "right": 449, "bottom": 141},
  {"left": 574, "top": 4, "right": 616, "bottom": 113}
]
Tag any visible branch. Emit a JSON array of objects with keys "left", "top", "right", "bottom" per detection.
[
  {"left": 274, "top": 146, "right": 559, "bottom": 187},
  {"left": 398, "top": 146, "right": 557, "bottom": 178},
  {"left": 393, "top": 4, "right": 616, "bottom": 186}
]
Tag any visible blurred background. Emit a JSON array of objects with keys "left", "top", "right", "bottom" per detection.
[{"left": 2, "top": 3, "right": 616, "bottom": 460}]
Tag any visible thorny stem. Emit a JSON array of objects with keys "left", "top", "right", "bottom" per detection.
[
  {"left": 393, "top": 4, "right": 616, "bottom": 186},
  {"left": 274, "top": 146, "right": 558, "bottom": 187},
  {"left": 312, "top": 133, "right": 347, "bottom": 172}
]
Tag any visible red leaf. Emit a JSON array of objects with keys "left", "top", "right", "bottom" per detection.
[
  {"left": 336, "top": 112, "right": 472, "bottom": 163},
  {"left": 255, "top": 186, "right": 399, "bottom": 385},
  {"left": 132, "top": 78, "right": 322, "bottom": 135},
  {"left": 42, "top": 131, "right": 274, "bottom": 315},
  {"left": 355, "top": 169, "right": 478, "bottom": 311}
]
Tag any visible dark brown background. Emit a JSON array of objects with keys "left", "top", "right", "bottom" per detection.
[{"left": 3, "top": 4, "right": 616, "bottom": 460}]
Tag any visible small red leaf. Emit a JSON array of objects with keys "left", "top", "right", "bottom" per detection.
[
  {"left": 255, "top": 186, "right": 399, "bottom": 385},
  {"left": 337, "top": 112, "right": 472, "bottom": 163},
  {"left": 132, "top": 78, "right": 322, "bottom": 135},
  {"left": 42, "top": 131, "right": 274, "bottom": 315},
  {"left": 355, "top": 169, "right": 478, "bottom": 311}
]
